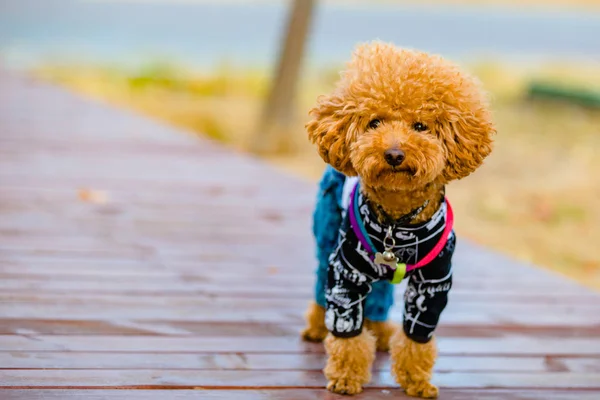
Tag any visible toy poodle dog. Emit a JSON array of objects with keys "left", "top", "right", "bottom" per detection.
[{"left": 301, "top": 41, "right": 494, "bottom": 398}]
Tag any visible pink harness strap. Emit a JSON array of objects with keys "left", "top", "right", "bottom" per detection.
[{"left": 407, "top": 199, "right": 454, "bottom": 272}]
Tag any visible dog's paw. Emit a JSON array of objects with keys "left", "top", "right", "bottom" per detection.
[
  {"left": 301, "top": 326, "right": 327, "bottom": 343},
  {"left": 404, "top": 380, "right": 439, "bottom": 399},
  {"left": 393, "top": 369, "right": 410, "bottom": 388},
  {"left": 326, "top": 377, "right": 364, "bottom": 395}
]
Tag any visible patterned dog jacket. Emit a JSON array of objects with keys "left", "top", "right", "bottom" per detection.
[{"left": 320, "top": 170, "right": 456, "bottom": 343}]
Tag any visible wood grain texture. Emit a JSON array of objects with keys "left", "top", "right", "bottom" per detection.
[
  {"left": 2, "top": 389, "right": 600, "bottom": 400},
  {"left": 2, "top": 352, "right": 600, "bottom": 373},
  {"left": 1, "top": 70, "right": 599, "bottom": 399},
  {"left": 2, "top": 335, "right": 600, "bottom": 355},
  {"left": 2, "top": 370, "right": 600, "bottom": 388}
]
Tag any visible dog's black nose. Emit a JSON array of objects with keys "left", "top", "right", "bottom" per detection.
[{"left": 384, "top": 149, "right": 405, "bottom": 166}]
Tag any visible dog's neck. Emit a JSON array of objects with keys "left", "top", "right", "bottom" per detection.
[{"left": 361, "top": 182, "right": 445, "bottom": 225}]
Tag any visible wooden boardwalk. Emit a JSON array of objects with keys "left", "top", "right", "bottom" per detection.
[{"left": 1, "top": 71, "right": 599, "bottom": 399}]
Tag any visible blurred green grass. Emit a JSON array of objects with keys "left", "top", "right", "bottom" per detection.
[{"left": 35, "top": 60, "right": 600, "bottom": 289}]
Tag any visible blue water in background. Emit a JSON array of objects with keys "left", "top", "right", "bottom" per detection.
[{"left": 1, "top": 0, "right": 599, "bottom": 70}]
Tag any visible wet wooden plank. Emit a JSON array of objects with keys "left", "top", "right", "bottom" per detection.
[
  {"left": 0, "top": 266, "right": 583, "bottom": 290},
  {"left": 2, "top": 292, "right": 598, "bottom": 314},
  {"left": 2, "top": 335, "right": 600, "bottom": 356},
  {"left": 3, "top": 291, "right": 598, "bottom": 306},
  {"left": 0, "top": 255, "right": 592, "bottom": 296},
  {"left": 0, "top": 188, "right": 302, "bottom": 208},
  {"left": 0, "top": 260, "right": 574, "bottom": 282},
  {"left": 1, "top": 319, "right": 598, "bottom": 338},
  {"left": 3, "top": 351, "right": 599, "bottom": 373},
  {"left": 2, "top": 389, "right": 599, "bottom": 400},
  {"left": 0, "top": 278, "right": 591, "bottom": 299},
  {"left": 0, "top": 245, "right": 583, "bottom": 281},
  {"left": 0, "top": 303, "right": 597, "bottom": 327},
  {"left": 1, "top": 369, "right": 600, "bottom": 389},
  {"left": 0, "top": 248, "right": 573, "bottom": 277}
]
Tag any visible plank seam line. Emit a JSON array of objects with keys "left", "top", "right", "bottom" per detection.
[
  {"left": 0, "top": 368, "right": 578, "bottom": 373},
  {"left": 2, "top": 386, "right": 600, "bottom": 391},
  {"left": 1, "top": 350, "right": 599, "bottom": 357}
]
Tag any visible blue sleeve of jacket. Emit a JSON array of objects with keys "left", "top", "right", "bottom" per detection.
[
  {"left": 312, "top": 166, "right": 346, "bottom": 309},
  {"left": 312, "top": 166, "right": 394, "bottom": 322}
]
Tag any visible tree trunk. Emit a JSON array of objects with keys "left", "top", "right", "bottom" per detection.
[{"left": 251, "top": 0, "right": 315, "bottom": 154}]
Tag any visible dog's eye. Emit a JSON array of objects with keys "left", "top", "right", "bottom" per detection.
[
  {"left": 367, "top": 119, "right": 381, "bottom": 130},
  {"left": 413, "top": 122, "right": 428, "bottom": 132}
]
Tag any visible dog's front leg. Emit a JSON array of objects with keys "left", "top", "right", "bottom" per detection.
[
  {"left": 390, "top": 329, "right": 438, "bottom": 398},
  {"left": 323, "top": 330, "right": 376, "bottom": 395}
]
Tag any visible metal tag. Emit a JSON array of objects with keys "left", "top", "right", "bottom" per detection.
[{"left": 374, "top": 251, "right": 398, "bottom": 270}]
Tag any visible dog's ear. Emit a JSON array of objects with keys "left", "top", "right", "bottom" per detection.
[
  {"left": 306, "top": 92, "right": 357, "bottom": 176},
  {"left": 438, "top": 106, "right": 495, "bottom": 181}
]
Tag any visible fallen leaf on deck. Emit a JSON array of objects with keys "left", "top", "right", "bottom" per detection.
[
  {"left": 262, "top": 211, "right": 284, "bottom": 222},
  {"left": 78, "top": 189, "right": 108, "bottom": 204}
]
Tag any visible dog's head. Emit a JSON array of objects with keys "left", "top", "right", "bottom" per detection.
[{"left": 307, "top": 42, "right": 495, "bottom": 190}]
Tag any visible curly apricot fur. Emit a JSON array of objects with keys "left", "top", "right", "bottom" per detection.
[
  {"left": 391, "top": 330, "right": 439, "bottom": 398},
  {"left": 306, "top": 41, "right": 495, "bottom": 218},
  {"left": 364, "top": 319, "right": 399, "bottom": 352},
  {"left": 324, "top": 330, "right": 376, "bottom": 395},
  {"left": 301, "top": 302, "right": 328, "bottom": 342}
]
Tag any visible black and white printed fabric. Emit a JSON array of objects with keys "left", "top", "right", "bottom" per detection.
[{"left": 325, "top": 181, "right": 456, "bottom": 343}]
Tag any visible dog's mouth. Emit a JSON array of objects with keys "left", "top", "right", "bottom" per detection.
[
  {"left": 390, "top": 166, "right": 415, "bottom": 175},
  {"left": 369, "top": 163, "right": 420, "bottom": 185},
  {"left": 372, "top": 167, "right": 417, "bottom": 183}
]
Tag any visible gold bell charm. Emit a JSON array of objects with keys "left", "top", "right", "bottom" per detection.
[{"left": 382, "top": 250, "right": 396, "bottom": 262}]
